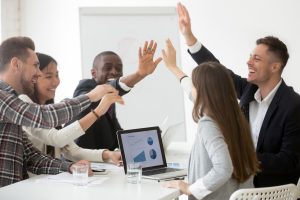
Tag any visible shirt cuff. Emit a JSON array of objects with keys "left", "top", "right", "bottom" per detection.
[
  {"left": 60, "top": 161, "right": 73, "bottom": 173},
  {"left": 73, "top": 120, "right": 85, "bottom": 135},
  {"left": 118, "top": 79, "right": 132, "bottom": 91},
  {"left": 180, "top": 77, "right": 194, "bottom": 101},
  {"left": 189, "top": 178, "right": 212, "bottom": 200},
  {"left": 188, "top": 41, "right": 202, "bottom": 54}
]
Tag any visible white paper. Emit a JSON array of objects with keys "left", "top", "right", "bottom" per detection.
[
  {"left": 44, "top": 172, "right": 108, "bottom": 185},
  {"left": 91, "top": 162, "right": 123, "bottom": 171}
]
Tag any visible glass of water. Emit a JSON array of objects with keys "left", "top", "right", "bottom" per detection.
[
  {"left": 127, "top": 163, "right": 142, "bottom": 184},
  {"left": 72, "top": 163, "right": 88, "bottom": 186}
]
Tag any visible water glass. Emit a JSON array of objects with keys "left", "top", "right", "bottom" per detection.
[
  {"left": 127, "top": 163, "right": 142, "bottom": 184},
  {"left": 72, "top": 163, "right": 88, "bottom": 186}
]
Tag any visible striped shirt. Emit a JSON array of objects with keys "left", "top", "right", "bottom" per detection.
[{"left": 0, "top": 81, "right": 91, "bottom": 187}]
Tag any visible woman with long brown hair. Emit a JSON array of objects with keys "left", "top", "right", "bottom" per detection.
[{"left": 161, "top": 39, "right": 259, "bottom": 200}]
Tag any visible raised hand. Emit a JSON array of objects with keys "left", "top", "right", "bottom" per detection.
[
  {"left": 162, "top": 39, "right": 177, "bottom": 69},
  {"left": 119, "top": 40, "right": 162, "bottom": 87},
  {"left": 177, "top": 2, "right": 197, "bottom": 46},
  {"left": 162, "top": 39, "right": 187, "bottom": 79},
  {"left": 86, "top": 84, "right": 118, "bottom": 102},
  {"left": 137, "top": 40, "right": 162, "bottom": 76}
]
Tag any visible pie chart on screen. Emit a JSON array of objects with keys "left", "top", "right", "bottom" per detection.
[
  {"left": 149, "top": 149, "right": 157, "bottom": 159},
  {"left": 147, "top": 137, "right": 153, "bottom": 145}
]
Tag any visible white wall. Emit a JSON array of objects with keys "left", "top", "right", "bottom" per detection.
[
  {"left": 79, "top": 8, "right": 186, "bottom": 136},
  {"left": 0, "top": 0, "right": 20, "bottom": 39},
  {"left": 18, "top": 0, "right": 300, "bottom": 144}
]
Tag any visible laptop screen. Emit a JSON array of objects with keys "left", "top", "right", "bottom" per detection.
[{"left": 117, "top": 127, "right": 167, "bottom": 173}]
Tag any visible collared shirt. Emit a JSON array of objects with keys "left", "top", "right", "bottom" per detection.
[
  {"left": 188, "top": 41, "right": 202, "bottom": 54},
  {"left": 249, "top": 80, "right": 282, "bottom": 147},
  {"left": 118, "top": 79, "right": 132, "bottom": 91},
  {"left": 187, "top": 42, "right": 283, "bottom": 147},
  {"left": 0, "top": 80, "right": 91, "bottom": 187}
]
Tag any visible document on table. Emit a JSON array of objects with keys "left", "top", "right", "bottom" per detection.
[
  {"left": 91, "top": 162, "right": 123, "bottom": 171},
  {"left": 42, "top": 172, "right": 109, "bottom": 185}
]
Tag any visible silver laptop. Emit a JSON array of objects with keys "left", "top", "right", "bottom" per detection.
[{"left": 117, "top": 126, "right": 187, "bottom": 181}]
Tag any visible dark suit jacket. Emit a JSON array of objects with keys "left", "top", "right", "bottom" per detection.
[
  {"left": 69, "top": 78, "right": 128, "bottom": 151},
  {"left": 189, "top": 45, "right": 300, "bottom": 187}
]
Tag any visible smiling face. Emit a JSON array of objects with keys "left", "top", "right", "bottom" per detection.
[
  {"left": 35, "top": 61, "right": 60, "bottom": 104},
  {"left": 91, "top": 53, "right": 123, "bottom": 84},
  {"left": 18, "top": 49, "right": 41, "bottom": 95},
  {"left": 246, "top": 44, "right": 280, "bottom": 87}
]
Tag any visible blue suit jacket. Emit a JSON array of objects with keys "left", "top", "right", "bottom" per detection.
[{"left": 189, "top": 45, "right": 300, "bottom": 187}]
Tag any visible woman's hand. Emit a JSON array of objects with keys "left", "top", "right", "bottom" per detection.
[
  {"left": 102, "top": 150, "right": 122, "bottom": 166},
  {"left": 162, "top": 180, "right": 192, "bottom": 195},
  {"left": 162, "top": 39, "right": 187, "bottom": 79}
]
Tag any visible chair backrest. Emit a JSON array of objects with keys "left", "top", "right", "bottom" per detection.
[
  {"left": 297, "top": 177, "right": 300, "bottom": 199},
  {"left": 229, "top": 184, "right": 297, "bottom": 200}
]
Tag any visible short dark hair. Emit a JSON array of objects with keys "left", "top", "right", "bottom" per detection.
[
  {"left": 0, "top": 36, "right": 35, "bottom": 72},
  {"left": 256, "top": 36, "right": 289, "bottom": 69},
  {"left": 92, "top": 51, "right": 119, "bottom": 69}
]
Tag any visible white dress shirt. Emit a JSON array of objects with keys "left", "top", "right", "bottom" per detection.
[{"left": 249, "top": 80, "right": 282, "bottom": 147}]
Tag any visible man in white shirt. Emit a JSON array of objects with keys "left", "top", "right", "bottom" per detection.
[{"left": 177, "top": 2, "right": 300, "bottom": 187}]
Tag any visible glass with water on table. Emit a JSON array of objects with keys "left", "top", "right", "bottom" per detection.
[
  {"left": 127, "top": 162, "right": 142, "bottom": 184},
  {"left": 72, "top": 163, "right": 89, "bottom": 186}
]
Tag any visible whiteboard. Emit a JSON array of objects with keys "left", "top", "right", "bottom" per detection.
[{"left": 79, "top": 7, "right": 186, "bottom": 141}]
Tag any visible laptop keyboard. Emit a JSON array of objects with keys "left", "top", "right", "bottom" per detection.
[{"left": 143, "top": 168, "right": 180, "bottom": 176}]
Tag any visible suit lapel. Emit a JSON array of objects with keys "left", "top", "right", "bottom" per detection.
[
  {"left": 239, "top": 85, "right": 257, "bottom": 120},
  {"left": 256, "top": 81, "right": 286, "bottom": 150},
  {"left": 240, "top": 85, "right": 257, "bottom": 106}
]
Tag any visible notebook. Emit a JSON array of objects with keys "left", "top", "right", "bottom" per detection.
[{"left": 117, "top": 126, "right": 187, "bottom": 181}]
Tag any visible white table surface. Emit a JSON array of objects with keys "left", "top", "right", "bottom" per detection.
[
  {"left": 0, "top": 170, "right": 180, "bottom": 200},
  {"left": 0, "top": 142, "right": 190, "bottom": 200}
]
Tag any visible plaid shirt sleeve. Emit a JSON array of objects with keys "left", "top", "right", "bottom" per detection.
[
  {"left": 0, "top": 91, "right": 91, "bottom": 129},
  {"left": 23, "top": 133, "right": 72, "bottom": 175}
]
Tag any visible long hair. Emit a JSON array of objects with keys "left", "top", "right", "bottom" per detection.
[
  {"left": 30, "top": 52, "right": 57, "bottom": 105},
  {"left": 34, "top": 53, "right": 61, "bottom": 133},
  {"left": 192, "top": 61, "right": 260, "bottom": 183}
]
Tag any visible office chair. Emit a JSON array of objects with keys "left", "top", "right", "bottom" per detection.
[
  {"left": 229, "top": 183, "right": 298, "bottom": 200},
  {"left": 296, "top": 177, "right": 300, "bottom": 199}
]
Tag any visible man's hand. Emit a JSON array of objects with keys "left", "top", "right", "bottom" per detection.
[
  {"left": 86, "top": 84, "right": 117, "bottom": 102},
  {"left": 94, "top": 92, "right": 124, "bottom": 116},
  {"left": 137, "top": 40, "right": 162, "bottom": 77},
  {"left": 119, "top": 40, "right": 162, "bottom": 87},
  {"left": 69, "top": 160, "right": 93, "bottom": 176},
  {"left": 177, "top": 2, "right": 197, "bottom": 46}
]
